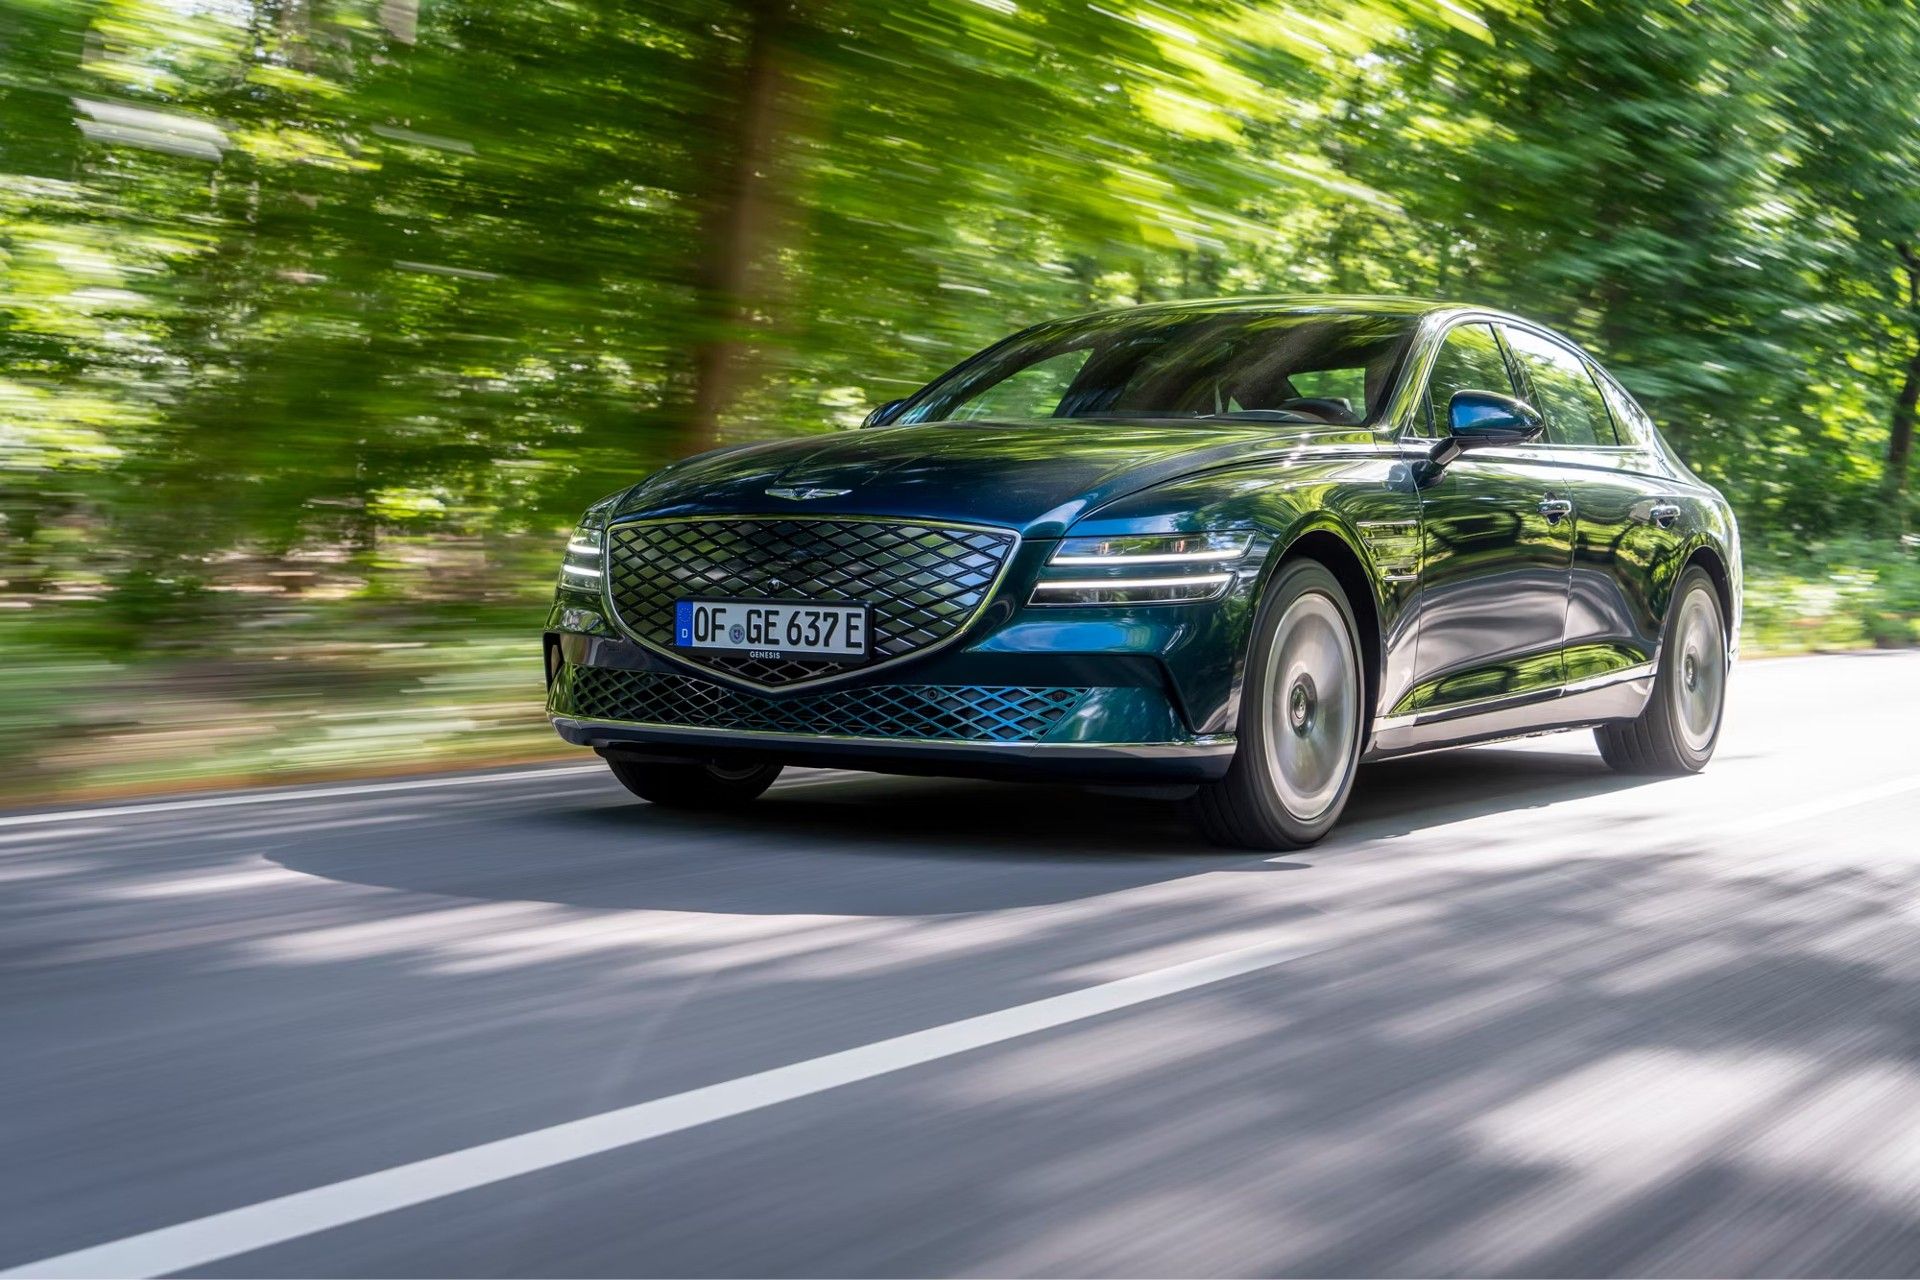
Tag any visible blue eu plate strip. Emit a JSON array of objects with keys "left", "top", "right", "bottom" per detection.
[{"left": 674, "top": 600, "right": 692, "bottom": 647}]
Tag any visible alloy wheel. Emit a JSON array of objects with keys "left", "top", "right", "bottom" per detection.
[
  {"left": 1670, "top": 585, "right": 1725, "bottom": 754},
  {"left": 1260, "top": 589, "right": 1361, "bottom": 822}
]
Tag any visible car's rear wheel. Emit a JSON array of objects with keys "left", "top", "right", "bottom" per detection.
[
  {"left": 604, "top": 756, "right": 783, "bottom": 808},
  {"left": 1187, "top": 559, "right": 1365, "bottom": 849},
  {"left": 1595, "top": 564, "right": 1727, "bottom": 774}
]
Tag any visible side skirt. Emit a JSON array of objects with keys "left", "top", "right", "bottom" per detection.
[{"left": 1363, "top": 663, "right": 1655, "bottom": 761}]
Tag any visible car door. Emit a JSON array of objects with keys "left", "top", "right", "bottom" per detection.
[
  {"left": 1406, "top": 321, "right": 1575, "bottom": 714},
  {"left": 1528, "top": 346, "right": 1685, "bottom": 685}
]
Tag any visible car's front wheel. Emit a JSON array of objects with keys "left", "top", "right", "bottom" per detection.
[
  {"left": 1187, "top": 559, "right": 1365, "bottom": 849},
  {"left": 604, "top": 756, "right": 783, "bottom": 808},
  {"left": 1595, "top": 564, "right": 1728, "bottom": 774}
]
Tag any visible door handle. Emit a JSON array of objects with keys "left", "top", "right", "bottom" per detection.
[
  {"left": 1649, "top": 502, "right": 1682, "bottom": 528},
  {"left": 1538, "top": 496, "right": 1573, "bottom": 524}
]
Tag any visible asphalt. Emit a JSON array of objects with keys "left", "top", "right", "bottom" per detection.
[{"left": 3, "top": 652, "right": 1919, "bottom": 1278}]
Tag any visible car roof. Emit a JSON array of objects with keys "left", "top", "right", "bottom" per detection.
[{"left": 1083, "top": 294, "right": 1480, "bottom": 321}]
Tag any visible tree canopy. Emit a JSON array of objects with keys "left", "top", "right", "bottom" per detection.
[{"left": 4, "top": 0, "right": 1919, "bottom": 624}]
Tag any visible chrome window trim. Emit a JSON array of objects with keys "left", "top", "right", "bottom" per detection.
[
  {"left": 1387, "top": 309, "right": 1653, "bottom": 455},
  {"left": 598, "top": 513, "right": 1023, "bottom": 695},
  {"left": 1497, "top": 322, "right": 1626, "bottom": 448},
  {"left": 1392, "top": 313, "right": 1512, "bottom": 442}
]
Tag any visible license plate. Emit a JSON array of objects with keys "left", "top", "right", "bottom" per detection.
[{"left": 673, "top": 599, "right": 869, "bottom": 661}]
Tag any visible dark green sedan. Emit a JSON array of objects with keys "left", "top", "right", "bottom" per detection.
[{"left": 545, "top": 297, "right": 1739, "bottom": 849}]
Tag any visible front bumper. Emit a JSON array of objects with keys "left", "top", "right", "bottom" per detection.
[
  {"left": 551, "top": 714, "right": 1235, "bottom": 783},
  {"left": 545, "top": 631, "right": 1236, "bottom": 783},
  {"left": 543, "top": 516, "right": 1270, "bottom": 784}
]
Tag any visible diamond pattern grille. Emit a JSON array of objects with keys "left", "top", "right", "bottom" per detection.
[
  {"left": 565, "top": 665, "right": 1088, "bottom": 743},
  {"left": 604, "top": 519, "right": 1016, "bottom": 686}
]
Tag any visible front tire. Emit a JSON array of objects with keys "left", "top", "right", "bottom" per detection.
[
  {"left": 1187, "top": 559, "right": 1366, "bottom": 849},
  {"left": 1595, "top": 564, "right": 1727, "bottom": 774},
  {"left": 605, "top": 756, "right": 783, "bottom": 808}
]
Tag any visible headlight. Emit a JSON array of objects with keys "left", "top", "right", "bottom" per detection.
[
  {"left": 1030, "top": 531, "right": 1254, "bottom": 606},
  {"left": 557, "top": 515, "right": 607, "bottom": 588}
]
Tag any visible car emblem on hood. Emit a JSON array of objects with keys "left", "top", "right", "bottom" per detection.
[{"left": 766, "top": 486, "right": 851, "bottom": 501}]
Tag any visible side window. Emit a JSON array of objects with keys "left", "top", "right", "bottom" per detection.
[
  {"left": 1283, "top": 366, "right": 1368, "bottom": 416},
  {"left": 1421, "top": 323, "right": 1517, "bottom": 436},
  {"left": 1500, "top": 326, "right": 1620, "bottom": 446},
  {"left": 1592, "top": 365, "right": 1655, "bottom": 447},
  {"left": 945, "top": 348, "right": 1091, "bottom": 421}
]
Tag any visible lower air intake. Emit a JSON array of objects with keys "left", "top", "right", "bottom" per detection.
[{"left": 565, "top": 666, "right": 1088, "bottom": 743}]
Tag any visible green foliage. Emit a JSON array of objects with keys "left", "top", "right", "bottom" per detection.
[
  {"left": 1744, "top": 537, "right": 1920, "bottom": 653},
  {"left": 3, "top": 0, "right": 1918, "bottom": 797},
  {"left": 5, "top": 0, "right": 1917, "bottom": 596}
]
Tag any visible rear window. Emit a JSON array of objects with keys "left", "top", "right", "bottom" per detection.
[{"left": 1592, "top": 366, "right": 1656, "bottom": 447}]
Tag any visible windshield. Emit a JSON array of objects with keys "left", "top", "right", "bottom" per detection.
[{"left": 897, "top": 309, "right": 1417, "bottom": 427}]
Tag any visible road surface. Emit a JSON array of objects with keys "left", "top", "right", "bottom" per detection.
[{"left": 4, "top": 652, "right": 1919, "bottom": 1277}]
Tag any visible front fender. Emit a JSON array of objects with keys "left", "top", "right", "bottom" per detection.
[{"left": 1062, "top": 446, "right": 1424, "bottom": 734}]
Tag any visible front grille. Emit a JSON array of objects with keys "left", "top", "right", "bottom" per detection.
[
  {"left": 604, "top": 518, "right": 1016, "bottom": 687},
  {"left": 565, "top": 665, "right": 1088, "bottom": 743}
]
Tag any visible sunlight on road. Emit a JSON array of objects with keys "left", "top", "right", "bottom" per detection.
[{"left": 3, "top": 655, "right": 1918, "bottom": 1276}]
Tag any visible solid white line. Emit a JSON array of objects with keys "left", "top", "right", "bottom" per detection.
[
  {"left": 0, "top": 765, "right": 870, "bottom": 831},
  {"left": 0, "top": 766, "right": 608, "bottom": 829},
  {"left": 1717, "top": 773, "right": 1920, "bottom": 837},
  {"left": 1, "top": 936, "right": 1328, "bottom": 1279},
  {"left": 1266, "top": 766, "right": 1920, "bottom": 865}
]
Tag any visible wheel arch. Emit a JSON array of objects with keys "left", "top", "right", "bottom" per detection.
[
  {"left": 1680, "top": 542, "right": 1736, "bottom": 648},
  {"left": 1274, "top": 526, "right": 1384, "bottom": 728}
]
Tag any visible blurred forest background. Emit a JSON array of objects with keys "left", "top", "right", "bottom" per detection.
[{"left": 4, "top": 0, "right": 1920, "bottom": 799}]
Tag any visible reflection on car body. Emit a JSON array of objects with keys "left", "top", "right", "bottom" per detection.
[{"left": 546, "top": 297, "right": 1739, "bottom": 848}]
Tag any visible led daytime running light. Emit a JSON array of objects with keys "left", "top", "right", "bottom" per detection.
[{"left": 1034, "top": 573, "right": 1233, "bottom": 592}]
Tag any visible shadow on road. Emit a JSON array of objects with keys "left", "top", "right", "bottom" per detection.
[
  {"left": 273, "top": 744, "right": 1663, "bottom": 916},
  {"left": 15, "top": 657, "right": 1919, "bottom": 1277}
]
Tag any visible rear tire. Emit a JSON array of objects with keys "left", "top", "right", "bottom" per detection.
[
  {"left": 605, "top": 756, "right": 783, "bottom": 808},
  {"left": 1595, "top": 564, "right": 1727, "bottom": 774},
  {"left": 1187, "top": 559, "right": 1366, "bottom": 849}
]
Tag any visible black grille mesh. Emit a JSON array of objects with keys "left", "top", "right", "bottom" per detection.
[
  {"left": 604, "top": 519, "right": 1015, "bottom": 686},
  {"left": 565, "top": 665, "right": 1088, "bottom": 743}
]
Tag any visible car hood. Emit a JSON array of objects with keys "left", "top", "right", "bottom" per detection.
[{"left": 614, "top": 419, "right": 1368, "bottom": 537}]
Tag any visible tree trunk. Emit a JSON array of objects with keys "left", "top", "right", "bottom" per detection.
[
  {"left": 681, "top": 0, "right": 796, "bottom": 458},
  {"left": 1888, "top": 246, "right": 1920, "bottom": 505},
  {"left": 1889, "top": 341, "right": 1920, "bottom": 498}
]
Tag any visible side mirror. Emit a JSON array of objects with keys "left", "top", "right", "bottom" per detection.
[
  {"left": 1448, "top": 389, "right": 1544, "bottom": 443},
  {"left": 862, "top": 398, "right": 907, "bottom": 428},
  {"left": 1425, "top": 390, "right": 1545, "bottom": 473}
]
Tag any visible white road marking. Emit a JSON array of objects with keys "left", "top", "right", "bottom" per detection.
[
  {"left": 0, "top": 767, "right": 605, "bottom": 829},
  {"left": 0, "top": 766, "right": 866, "bottom": 830},
  {"left": 1276, "top": 770, "right": 1920, "bottom": 866},
  {"left": 0, "top": 826, "right": 113, "bottom": 845},
  {"left": 0, "top": 935, "right": 1330, "bottom": 1279},
  {"left": 1716, "top": 774, "right": 1920, "bottom": 837}
]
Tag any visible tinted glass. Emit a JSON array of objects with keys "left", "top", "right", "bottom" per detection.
[
  {"left": 947, "top": 348, "right": 1090, "bottom": 420},
  {"left": 1501, "top": 326, "right": 1619, "bottom": 446},
  {"left": 1592, "top": 365, "right": 1655, "bottom": 446},
  {"left": 1422, "top": 322, "right": 1517, "bottom": 437},
  {"left": 900, "top": 311, "right": 1416, "bottom": 426}
]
